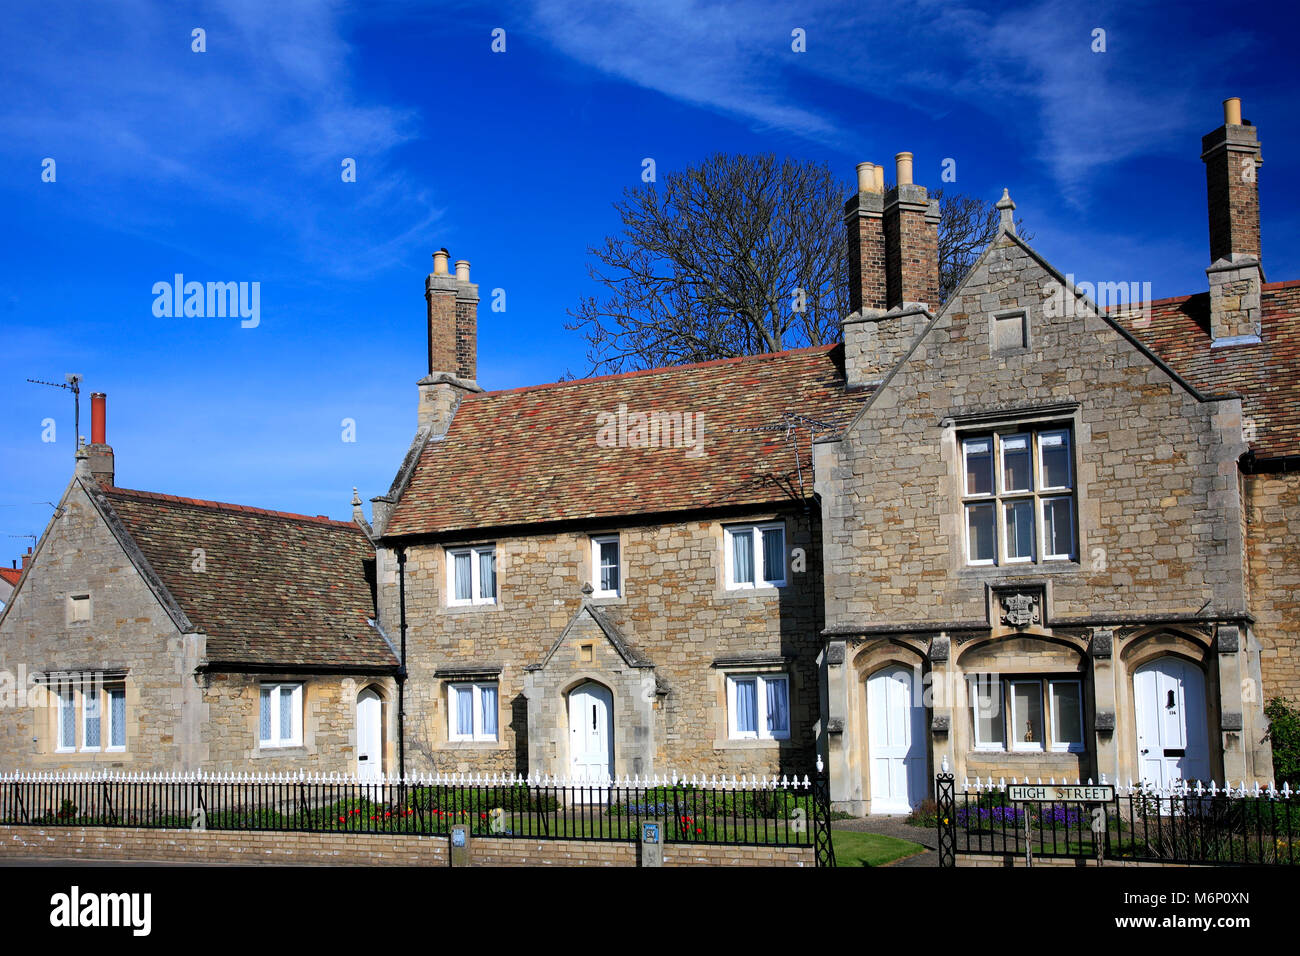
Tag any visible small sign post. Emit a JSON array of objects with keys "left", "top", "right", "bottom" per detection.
[
  {"left": 449, "top": 824, "right": 470, "bottom": 867},
  {"left": 640, "top": 821, "right": 663, "bottom": 868},
  {"left": 1007, "top": 784, "right": 1116, "bottom": 867}
]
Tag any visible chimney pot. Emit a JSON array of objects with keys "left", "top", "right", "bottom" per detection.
[
  {"left": 873, "top": 164, "right": 884, "bottom": 192},
  {"left": 91, "top": 392, "right": 106, "bottom": 445},
  {"left": 455, "top": 259, "right": 471, "bottom": 282},
  {"left": 856, "top": 163, "right": 875, "bottom": 193},
  {"left": 895, "top": 152, "right": 914, "bottom": 187},
  {"left": 432, "top": 249, "right": 450, "bottom": 276},
  {"left": 1223, "top": 97, "right": 1242, "bottom": 125}
]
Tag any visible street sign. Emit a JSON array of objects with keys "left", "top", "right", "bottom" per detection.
[{"left": 1007, "top": 784, "right": 1115, "bottom": 802}]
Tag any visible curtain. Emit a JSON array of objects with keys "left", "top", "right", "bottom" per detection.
[
  {"left": 766, "top": 679, "right": 789, "bottom": 734},
  {"left": 732, "top": 531, "right": 754, "bottom": 585},
  {"left": 480, "top": 685, "right": 498, "bottom": 738},
  {"left": 84, "top": 687, "right": 100, "bottom": 748},
  {"left": 279, "top": 686, "right": 294, "bottom": 742},
  {"left": 455, "top": 686, "right": 473, "bottom": 736},
  {"left": 478, "top": 550, "right": 496, "bottom": 600},
  {"left": 762, "top": 529, "right": 784, "bottom": 582},
  {"left": 454, "top": 552, "right": 472, "bottom": 601},
  {"left": 109, "top": 688, "right": 126, "bottom": 748},
  {"left": 259, "top": 687, "right": 272, "bottom": 741},
  {"left": 735, "top": 679, "right": 757, "bottom": 733}
]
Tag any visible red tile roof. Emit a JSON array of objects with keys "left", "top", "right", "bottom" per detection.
[
  {"left": 385, "top": 344, "right": 866, "bottom": 536},
  {"left": 0, "top": 568, "right": 20, "bottom": 587},
  {"left": 96, "top": 486, "right": 395, "bottom": 671},
  {"left": 1115, "top": 280, "right": 1300, "bottom": 459}
]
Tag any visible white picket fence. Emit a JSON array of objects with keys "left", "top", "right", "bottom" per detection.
[
  {"left": 961, "top": 774, "right": 1295, "bottom": 800},
  {"left": 1, "top": 769, "right": 814, "bottom": 790}
]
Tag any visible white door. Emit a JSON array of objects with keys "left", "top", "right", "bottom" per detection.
[
  {"left": 569, "top": 682, "right": 613, "bottom": 791},
  {"left": 356, "top": 688, "right": 383, "bottom": 781},
  {"left": 1134, "top": 658, "right": 1210, "bottom": 788},
  {"left": 867, "top": 666, "right": 927, "bottom": 813}
]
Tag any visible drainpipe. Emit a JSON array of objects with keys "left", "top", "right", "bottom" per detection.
[{"left": 397, "top": 546, "right": 409, "bottom": 784}]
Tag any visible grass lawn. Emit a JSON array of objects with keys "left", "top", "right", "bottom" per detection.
[{"left": 832, "top": 829, "right": 926, "bottom": 867}]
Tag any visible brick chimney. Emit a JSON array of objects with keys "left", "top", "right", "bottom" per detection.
[
  {"left": 21, "top": 547, "right": 32, "bottom": 571},
  {"left": 418, "top": 249, "right": 482, "bottom": 434},
  {"left": 842, "top": 152, "right": 939, "bottom": 388},
  {"left": 86, "top": 392, "right": 114, "bottom": 485},
  {"left": 1203, "top": 97, "right": 1265, "bottom": 346}
]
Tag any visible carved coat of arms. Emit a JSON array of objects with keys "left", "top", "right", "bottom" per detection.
[{"left": 1001, "top": 592, "right": 1041, "bottom": 628}]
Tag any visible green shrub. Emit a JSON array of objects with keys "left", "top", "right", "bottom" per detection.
[{"left": 1265, "top": 697, "right": 1300, "bottom": 788}]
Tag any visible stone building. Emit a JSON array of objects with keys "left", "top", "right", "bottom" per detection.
[
  {"left": 367, "top": 251, "right": 865, "bottom": 779},
  {"left": 0, "top": 396, "right": 398, "bottom": 774},
  {"left": 819, "top": 98, "right": 1294, "bottom": 813}
]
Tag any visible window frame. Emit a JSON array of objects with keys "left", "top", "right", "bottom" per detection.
[
  {"left": 725, "top": 673, "right": 791, "bottom": 741},
  {"left": 960, "top": 425, "right": 1077, "bottom": 567},
  {"left": 591, "top": 535, "right": 621, "bottom": 598},
  {"left": 81, "top": 682, "right": 102, "bottom": 752},
  {"left": 1048, "top": 679, "right": 1086, "bottom": 754},
  {"left": 67, "top": 593, "right": 91, "bottom": 625},
  {"left": 447, "top": 681, "right": 499, "bottom": 742},
  {"left": 723, "top": 522, "right": 787, "bottom": 590},
  {"left": 969, "top": 675, "right": 1083, "bottom": 754},
  {"left": 258, "top": 682, "right": 304, "bottom": 749},
  {"left": 55, "top": 683, "right": 77, "bottom": 753},
  {"left": 446, "top": 545, "right": 497, "bottom": 606}
]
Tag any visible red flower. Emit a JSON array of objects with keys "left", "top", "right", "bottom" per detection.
[{"left": 696, "top": 828, "right": 703, "bottom": 834}]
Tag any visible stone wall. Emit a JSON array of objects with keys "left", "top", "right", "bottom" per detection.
[
  {"left": 817, "top": 233, "right": 1265, "bottom": 806},
  {"left": 1246, "top": 472, "right": 1300, "bottom": 702},
  {"left": 377, "top": 510, "right": 823, "bottom": 778},
  {"left": 0, "top": 479, "right": 204, "bottom": 772},
  {"left": 198, "top": 673, "right": 399, "bottom": 775},
  {"left": 0, "top": 825, "right": 815, "bottom": 867}
]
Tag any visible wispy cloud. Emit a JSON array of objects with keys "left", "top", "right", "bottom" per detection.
[
  {"left": 0, "top": 0, "right": 436, "bottom": 276},
  {"left": 525, "top": 0, "right": 1245, "bottom": 204}
]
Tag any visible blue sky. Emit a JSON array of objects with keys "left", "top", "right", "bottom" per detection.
[{"left": 2, "top": 0, "right": 1296, "bottom": 554}]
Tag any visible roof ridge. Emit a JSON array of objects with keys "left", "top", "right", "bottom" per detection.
[
  {"left": 1105, "top": 277, "right": 1300, "bottom": 312},
  {"left": 478, "top": 343, "right": 840, "bottom": 398},
  {"left": 101, "top": 486, "right": 361, "bottom": 530}
]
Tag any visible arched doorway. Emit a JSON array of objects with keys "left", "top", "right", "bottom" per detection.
[
  {"left": 356, "top": 687, "right": 384, "bottom": 781},
  {"left": 1133, "top": 657, "right": 1210, "bottom": 787},
  {"left": 866, "top": 665, "right": 927, "bottom": 813}
]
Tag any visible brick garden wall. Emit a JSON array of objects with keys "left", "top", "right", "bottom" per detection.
[{"left": 0, "top": 825, "right": 815, "bottom": 867}]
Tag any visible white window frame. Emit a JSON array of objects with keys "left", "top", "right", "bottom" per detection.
[
  {"left": 723, "top": 522, "right": 787, "bottom": 590},
  {"left": 961, "top": 427, "right": 1076, "bottom": 566},
  {"left": 968, "top": 675, "right": 1005, "bottom": 751},
  {"left": 446, "top": 545, "right": 497, "bottom": 606},
  {"left": 591, "top": 535, "right": 621, "bottom": 598},
  {"left": 1008, "top": 679, "right": 1046, "bottom": 752},
  {"left": 259, "top": 682, "right": 304, "bottom": 748},
  {"left": 447, "top": 681, "right": 499, "bottom": 742},
  {"left": 1048, "top": 679, "right": 1086, "bottom": 753},
  {"left": 725, "top": 673, "right": 790, "bottom": 740},
  {"left": 55, "top": 684, "right": 76, "bottom": 753}
]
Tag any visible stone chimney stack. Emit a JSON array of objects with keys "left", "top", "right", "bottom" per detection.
[
  {"left": 1203, "top": 97, "right": 1265, "bottom": 346},
  {"left": 841, "top": 152, "right": 939, "bottom": 388},
  {"left": 419, "top": 248, "right": 482, "bottom": 434},
  {"left": 86, "top": 392, "right": 114, "bottom": 485}
]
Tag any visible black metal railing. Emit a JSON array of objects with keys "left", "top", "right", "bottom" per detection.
[
  {"left": 1, "top": 770, "right": 836, "bottom": 865},
  {"left": 935, "top": 775, "right": 1299, "bottom": 867}
]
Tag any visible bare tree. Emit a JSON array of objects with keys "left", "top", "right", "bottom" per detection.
[{"left": 567, "top": 154, "right": 1028, "bottom": 375}]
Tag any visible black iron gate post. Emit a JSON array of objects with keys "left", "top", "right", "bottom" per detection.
[
  {"left": 935, "top": 774, "right": 956, "bottom": 867},
  {"left": 811, "top": 764, "right": 836, "bottom": 868}
]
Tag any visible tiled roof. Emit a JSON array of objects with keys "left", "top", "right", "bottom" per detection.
[
  {"left": 385, "top": 344, "right": 867, "bottom": 537},
  {"left": 0, "top": 568, "right": 20, "bottom": 587},
  {"left": 96, "top": 486, "right": 395, "bottom": 671},
  {"left": 1115, "top": 280, "right": 1300, "bottom": 459}
]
